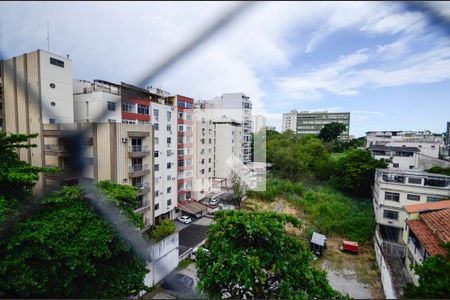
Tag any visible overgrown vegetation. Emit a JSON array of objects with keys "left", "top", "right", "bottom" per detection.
[
  {"left": 148, "top": 218, "right": 176, "bottom": 242},
  {"left": 425, "top": 166, "right": 450, "bottom": 176},
  {"left": 248, "top": 178, "right": 375, "bottom": 242}
]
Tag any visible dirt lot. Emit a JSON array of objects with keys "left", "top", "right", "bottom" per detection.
[{"left": 244, "top": 198, "right": 384, "bottom": 299}]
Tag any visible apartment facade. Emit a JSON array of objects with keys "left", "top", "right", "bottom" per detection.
[
  {"left": 43, "top": 122, "right": 155, "bottom": 228},
  {"left": 0, "top": 49, "right": 74, "bottom": 194},
  {"left": 252, "top": 114, "right": 266, "bottom": 133},
  {"left": 282, "top": 110, "right": 350, "bottom": 140},
  {"left": 213, "top": 117, "right": 243, "bottom": 187},
  {"left": 373, "top": 169, "right": 450, "bottom": 244},
  {"left": 402, "top": 201, "right": 450, "bottom": 285},
  {"left": 211, "top": 93, "right": 252, "bottom": 164},
  {"left": 281, "top": 110, "right": 297, "bottom": 132},
  {"left": 73, "top": 79, "right": 122, "bottom": 123},
  {"left": 192, "top": 101, "right": 214, "bottom": 201}
]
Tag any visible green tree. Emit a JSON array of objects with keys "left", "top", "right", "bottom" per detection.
[
  {"left": 0, "top": 132, "right": 54, "bottom": 224},
  {"left": 0, "top": 186, "right": 147, "bottom": 298},
  {"left": 318, "top": 122, "right": 347, "bottom": 143},
  {"left": 404, "top": 242, "right": 450, "bottom": 299},
  {"left": 425, "top": 166, "right": 450, "bottom": 176},
  {"left": 331, "top": 149, "right": 388, "bottom": 198},
  {"left": 195, "top": 210, "right": 341, "bottom": 299},
  {"left": 231, "top": 172, "right": 248, "bottom": 209}
]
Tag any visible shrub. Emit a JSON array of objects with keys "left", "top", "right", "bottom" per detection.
[{"left": 148, "top": 219, "right": 176, "bottom": 241}]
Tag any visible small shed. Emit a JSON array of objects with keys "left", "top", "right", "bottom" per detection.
[{"left": 310, "top": 232, "right": 327, "bottom": 257}]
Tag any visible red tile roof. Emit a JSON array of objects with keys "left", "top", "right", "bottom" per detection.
[
  {"left": 407, "top": 209, "right": 450, "bottom": 256},
  {"left": 404, "top": 200, "right": 450, "bottom": 213}
]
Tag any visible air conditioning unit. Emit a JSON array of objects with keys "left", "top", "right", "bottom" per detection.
[{"left": 121, "top": 138, "right": 128, "bottom": 143}]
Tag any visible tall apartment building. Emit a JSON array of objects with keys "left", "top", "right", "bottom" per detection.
[
  {"left": 73, "top": 79, "right": 122, "bottom": 123},
  {"left": 373, "top": 169, "right": 450, "bottom": 244},
  {"left": 211, "top": 93, "right": 252, "bottom": 164},
  {"left": 192, "top": 101, "right": 215, "bottom": 202},
  {"left": 282, "top": 110, "right": 350, "bottom": 140},
  {"left": 281, "top": 110, "right": 297, "bottom": 132},
  {"left": 0, "top": 49, "right": 74, "bottom": 194},
  {"left": 252, "top": 114, "right": 266, "bottom": 133},
  {"left": 213, "top": 117, "right": 243, "bottom": 186},
  {"left": 43, "top": 122, "right": 155, "bottom": 228}
]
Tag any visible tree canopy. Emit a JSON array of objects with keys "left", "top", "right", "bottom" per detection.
[
  {"left": 195, "top": 210, "right": 341, "bottom": 299},
  {"left": 404, "top": 242, "right": 450, "bottom": 299},
  {"left": 318, "top": 122, "right": 347, "bottom": 143},
  {"left": 330, "top": 149, "right": 388, "bottom": 198}
]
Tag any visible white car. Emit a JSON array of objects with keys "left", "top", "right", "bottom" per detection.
[
  {"left": 190, "top": 247, "right": 210, "bottom": 260},
  {"left": 177, "top": 215, "right": 192, "bottom": 224},
  {"left": 209, "top": 198, "right": 220, "bottom": 206}
]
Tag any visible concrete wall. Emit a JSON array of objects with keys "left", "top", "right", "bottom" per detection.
[
  {"left": 374, "top": 237, "right": 397, "bottom": 299},
  {"left": 74, "top": 88, "right": 121, "bottom": 122}
]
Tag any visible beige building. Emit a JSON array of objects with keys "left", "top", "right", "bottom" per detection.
[
  {"left": 192, "top": 101, "right": 215, "bottom": 201},
  {"left": 373, "top": 169, "right": 450, "bottom": 244}
]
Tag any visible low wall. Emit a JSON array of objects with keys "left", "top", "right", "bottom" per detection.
[{"left": 374, "top": 235, "right": 397, "bottom": 299}]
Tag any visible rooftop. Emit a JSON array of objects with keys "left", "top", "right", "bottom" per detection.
[
  {"left": 407, "top": 208, "right": 450, "bottom": 256},
  {"left": 377, "top": 168, "right": 450, "bottom": 179},
  {"left": 369, "top": 145, "right": 420, "bottom": 153},
  {"left": 404, "top": 200, "right": 450, "bottom": 213}
]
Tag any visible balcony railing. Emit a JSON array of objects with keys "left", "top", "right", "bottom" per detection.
[
  {"left": 133, "top": 182, "right": 150, "bottom": 190},
  {"left": 44, "top": 144, "right": 66, "bottom": 152},
  {"left": 129, "top": 164, "right": 149, "bottom": 172},
  {"left": 129, "top": 145, "right": 149, "bottom": 152},
  {"left": 407, "top": 238, "right": 425, "bottom": 263}
]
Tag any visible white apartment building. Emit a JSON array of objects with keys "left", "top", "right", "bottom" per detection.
[
  {"left": 252, "top": 114, "right": 266, "bottom": 133},
  {"left": 211, "top": 93, "right": 252, "bottom": 164},
  {"left": 213, "top": 117, "right": 243, "bottom": 187},
  {"left": 373, "top": 169, "right": 450, "bottom": 244},
  {"left": 282, "top": 110, "right": 297, "bottom": 132},
  {"left": 366, "top": 131, "right": 443, "bottom": 158},
  {"left": 150, "top": 101, "right": 178, "bottom": 221},
  {"left": 73, "top": 79, "right": 122, "bottom": 123},
  {"left": 192, "top": 101, "right": 215, "bottom": 201}
]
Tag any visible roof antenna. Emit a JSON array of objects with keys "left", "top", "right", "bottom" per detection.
[{"left": 47, "top": 20, "right": 50, "bottom": 52}]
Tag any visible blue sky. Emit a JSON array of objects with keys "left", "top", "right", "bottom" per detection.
[{"left": 1, "top": 1, "right": 450, "bottom": 137}]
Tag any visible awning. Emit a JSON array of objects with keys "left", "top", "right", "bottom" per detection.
[{"left": 179, "top": 201, "right": 207, "bottom": 215}]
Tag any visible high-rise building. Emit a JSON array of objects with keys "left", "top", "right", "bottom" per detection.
[
  {"left": 0, "top": 49, "right": 74, "bottom": 194},
  {"left": 282, "top": 110, "right": 350, "bottom": 140},
  {"left": 252, "top": 114, "right": 266, "bottom": 133},
  {"left": 211, "top": 93, "right": 252, "bottom": 164}
]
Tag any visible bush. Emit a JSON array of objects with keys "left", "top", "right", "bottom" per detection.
[
  {"left": 247, "top": 178, "right": 305, "bottom": 202},
  {"left": 148, "top": 219, "right": 176, "bottom": 241}
]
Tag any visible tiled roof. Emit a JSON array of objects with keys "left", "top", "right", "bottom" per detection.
[
  {"left": 421, "top": 209, "right": 450, "bottom": 243},
  {"left": 404, "top": 200, "right": 450, "bottom": 213},
  {"left": 407, "top": 208, "right": 450, "bottom": 256}
]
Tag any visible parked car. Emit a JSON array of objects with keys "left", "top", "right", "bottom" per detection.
[
  {"left": 209, "top": 198, "right": 220, "bottom": 206},
  {"left": 161, "top": 273, "right": 194, "bottom": 293},
  {"left": 190, "top": 246, "right": 210, "bottom": 260},
  {"left": 177, "top": 215, "right": 192, "bottom": 224}
]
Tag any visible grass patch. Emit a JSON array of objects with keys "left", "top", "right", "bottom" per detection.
[{"left": 177, "top": 258, "right": 192, "bottom": 270}]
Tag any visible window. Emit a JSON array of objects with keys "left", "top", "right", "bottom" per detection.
[
  {"left": 49, "top": 118, "right": 56, "bottom": 124},
  {"left": 167, "top": 137, "right": 171, "bottom": 144},
  {"left": 107, "top": 101, "right": 116, "bottom": 111},
  {"left": 392, "top": 163, "right": 399, "bottom": 168},
  {"left": 167, "top": 124, "right": 172, "bottom": 131},
  {"left": 167, "top": 162, "right": 171, "bottom": 169},
  {"left": 122, "top": 102, "right": 135, "bottom": 113},
  {"left": 153, "top": 109, "right": 159, "bottom": 117},
  {"left": 167, "top": 175, "right": 172, "bottom": 181},
  {"left": 383, "top": 210, "right": 398, "bottom": 220},
  {"left": 167, "top": 111, "right": 171, "bottom": 120},
  {"left": 385, "top": 192, "right": 400, "bottom": 202},
  {"left": 408, "top": 177, "right": 422, "bottom": 184},
  {"left": 108, "top": 119, "right": 116, "bottom": 123},
  {"left": 138, "top": 104, "right": 149, "bottom": 114},
  {"left": 167, "top": 187, "right": 171, "bottom": 193},
  {"left": 424, "top": 177, "right": 449, "bottom": 187},
  {"left": 167, "top": 150, "right": 172, "bottom": 156},
  {"left": 427, "top": 196, "right": 443, "bottom": 202},
  {"left": 154, "top": 137, "right": 159, "bottom": 145},
  {"left": 155, "top": 164, "right": 159, "bottom": 171},
  {"left": 167, "top": 199, "right": 172, "bottom": 206},
  {"left": 50, "top": 57, "right": 64, "bottom": 68},
  {"left": 409, "top": 165, "right": 414, "bottom": 169},
  {"left": 407, "top": 194, "right": 420, "bottom": 201},
  {"left": 154, "top": 151, "right": 159, "bottom": 158},
  {"left": 155, "top": 203, "right": 159, "bottom": 210},
  {"left": 154, "top": 123, "right": 159, "bottom": 131},
  {"left": 85, "top": 157, "right": 94, "bottom": 165}
]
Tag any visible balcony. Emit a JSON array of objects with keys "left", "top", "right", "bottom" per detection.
[
  {"left": 134, "top": 199, "right": 151, "bottom": 215},
  {"left": 44, "top": 144, "right": 69, "bottom": 156},
  {"left": 128, "top": 145, "right": 150, "bottom": 157},
  {"left": 129, "top": 164, "right": 150, "bottom": 177},
  {"left": 407, "top": 238, "right": 425, "bottom": 264},
  {"left": 135, "top": 182, "right": 151, "bottom": 195}
]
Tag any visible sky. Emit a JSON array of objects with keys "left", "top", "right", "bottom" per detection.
[{"left": 1, "top": 1, "right": 450, "bottom": 137}]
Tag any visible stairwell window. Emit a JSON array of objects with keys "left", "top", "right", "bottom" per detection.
[
  {"left": 50, "top": 57, "right": 64, "bottom": 68},
  {"left": 107, "top": 101, "right": 116, "bottom": 111}
]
